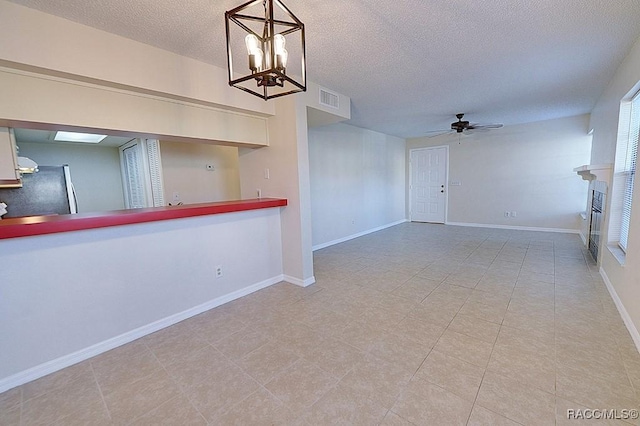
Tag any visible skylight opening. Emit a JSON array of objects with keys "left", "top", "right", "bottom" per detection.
[{"left": 54, "top": 131, "right": 107, "bottom": 143}]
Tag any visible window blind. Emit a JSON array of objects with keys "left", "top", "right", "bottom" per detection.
[
  {"left": 145, "top": 140, "right": 165, "bottom": 207},
  {"left": 122, "top": 144, "right": 146, "bottom": 208},
  {"left": 619, "top": 92, "right": 640, "bottom": 251}
]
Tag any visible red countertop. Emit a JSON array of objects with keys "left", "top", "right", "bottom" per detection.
[{"left": 0, "top": 198, "right": 287, "bottom": 240}]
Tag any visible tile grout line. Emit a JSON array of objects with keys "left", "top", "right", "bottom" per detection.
[
  {"left": 88, "top": 362, "right": 112, "bottom": 424},
  {"left": 553, "top": 240, "right": 559, "bottom": 422},
  {"left": 404, "top": 236, "right": 495, "bottom": 424},
  {"left": 19, "top": 386, "right": 23, "bottom": 426},
  {"left": 346, "top": 241, "right": 470, "bottom": 421},
  {"left": 214, "top": 332, "right": 318, "bottom": 423},
  {"left": 553, "top": 242, "right": 558, "bottom": 402},
  {"left": 141, "top": 340, "right": 211, "bottom": 425},
  {"left": 463, "top": 236, "right": 521, "bottom": 426}
]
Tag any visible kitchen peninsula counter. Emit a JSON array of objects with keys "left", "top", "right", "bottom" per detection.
[
  {"left": 0, "top": 198, "right": 287, "bottom": 239},
  {"left": 0, "top": 196, "right": 289, "bottom": 390}
]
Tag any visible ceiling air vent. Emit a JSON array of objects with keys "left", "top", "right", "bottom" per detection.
[{"left": 319, "top": 88, "right": 339, "bottom": 109}]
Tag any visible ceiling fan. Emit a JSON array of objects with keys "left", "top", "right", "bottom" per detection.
[
  {"left": 426, "top": 113, "right": 504, "bottom": 137},
  {"left": 450, "top": 113, "right": 503, "bottom": 133}
]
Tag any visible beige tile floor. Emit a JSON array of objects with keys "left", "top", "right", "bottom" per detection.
[{"left": 2, "top": 223, "right": 640, "bottom": 425}]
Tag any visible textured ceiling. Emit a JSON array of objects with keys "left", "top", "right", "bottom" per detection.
[{"left": 7, "top": 0, "right": 640, "bottom": 138}]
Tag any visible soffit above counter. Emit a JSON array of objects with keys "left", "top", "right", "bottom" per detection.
[
  {"left": 0, "top": 67, "right": 270, "bottom": 148},
  {"left": 0, "top": 1, "right": 275, "bottom": 118}
]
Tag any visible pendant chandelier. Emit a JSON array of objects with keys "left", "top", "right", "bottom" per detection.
[{"left": 225, "top": 0, "right": 307, "bottom": 100}]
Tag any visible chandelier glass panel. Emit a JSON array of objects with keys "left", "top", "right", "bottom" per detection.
[{"left": 225, "top": 0, "right": 306, "bottom": 100}]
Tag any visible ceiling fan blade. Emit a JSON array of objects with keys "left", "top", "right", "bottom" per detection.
[
  {"left": 469, "top": 123, "right": 503, "bottom": 130},
  {"left": 425, "top": 130, "right": 454, "bottom": 138},
  {"left": 423, "top": 129, "right": 452, "bottom": 133},
  {"left": 429, "top": 114, "right": 504, "bottom": 138}
]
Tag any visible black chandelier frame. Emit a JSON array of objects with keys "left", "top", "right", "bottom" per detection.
[{"left": 225, "top": 0, "right": 307, "bottom": 100}]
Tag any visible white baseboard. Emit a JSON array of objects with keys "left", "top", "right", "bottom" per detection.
[
  {"left": 579, "top": 231, "right": 587, "bottom": 246},
  {"left": 312, "top": 219, "right": 408, "bottom": 251},
  {"left": 283, "top": 275, "right": 316, "bottom": 287},
  {"left": 445, "top": 221, "right": 579, "bottom": 234},
  {"left": 0, "top": 275, "right": 284, "bottom": 394},
  {"left": 599, "top": 267, "right": 640, "bottom": 353}
]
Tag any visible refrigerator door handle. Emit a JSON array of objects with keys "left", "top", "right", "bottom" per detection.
[
  {"left": 70, "top": 182, "right": 78, "bottom": 214},
  {"left": 63, "top": 165, "right": 78, "bottom": 214}
]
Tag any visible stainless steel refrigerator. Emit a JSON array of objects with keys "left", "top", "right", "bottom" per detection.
[{"left": 0, "top": 165, "right": 77, "bottom": 218}]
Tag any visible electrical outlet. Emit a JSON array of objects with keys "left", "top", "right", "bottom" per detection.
[
  {"left": 264, "top": 168, "right": 270, "bottom": 179},
  {"left": 215, "top": 265, "right": 223, "bottom": 278},
  {"left": 504, "top": 211, "right": 510, "bottom": 217},
  {"left": 511, "top": 211, "right": 517, "bottom": 218},
  {"left": 172, "top": 192, "right": 180, "bottom": 202}
]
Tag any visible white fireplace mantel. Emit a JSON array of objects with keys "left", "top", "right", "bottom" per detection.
[{"left": 574, "top": 164, "right": 612, "bottom": 183}]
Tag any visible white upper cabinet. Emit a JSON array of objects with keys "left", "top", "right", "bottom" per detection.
[{"left": 0, "top": 127, "right": 21, "bottom": 187}]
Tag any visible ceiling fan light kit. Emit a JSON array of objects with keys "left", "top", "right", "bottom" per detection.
[
  {"left": 225, "top": 0, "right": 306, "bottom": 100},
  {"left": 450, "top": 113, "right": 503, "bottom": 133},
  {"left": 451, "top": 113, "right": 470, "bottom": 133}
]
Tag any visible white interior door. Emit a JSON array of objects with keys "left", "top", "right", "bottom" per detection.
[{"left": 410, "top": 146, "right": 448, "bottom": 223}]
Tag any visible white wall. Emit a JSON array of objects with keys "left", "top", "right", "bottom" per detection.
[
  {"left": 0, "top": 207, "right": 284, "bottom": 389},
  {"left": 16, "top": 142, "right": 125, "bottom": 213},
  {"left": 239, "top": 96, "right": 315, "bottom": 286},
  {"left": 160, "top": 141, "right": 240, "bottom": 204},
  {"left": 590, "top": 34, "right": 640, "bottom": 348},
  {"left": 304, "top": 81, "right": 352, "bottom": 128},
  {"left": 407, "top": 115, "right": 592, "bottom": 231},
  {"left": 309, "top": 123, "right": 406, "bottom": 248}
]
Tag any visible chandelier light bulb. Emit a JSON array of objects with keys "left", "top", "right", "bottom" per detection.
[
  {"left": 277, "top": 49, "right": 288, "bottom": 69},
  {"left": 245, "top": 34, "right": 263, "bottom": 71},
  {"left": 252, "top": 49, "right": 264, "bottom": 71},
  {"left": 273, "top": 34, "right": 288, "bottom": 70},
  {"left": 274, "top": 34, "right": 286, "bottom": 53},
  {"left": 245, "top": 34, "right": 260, "bottom": 54}
]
